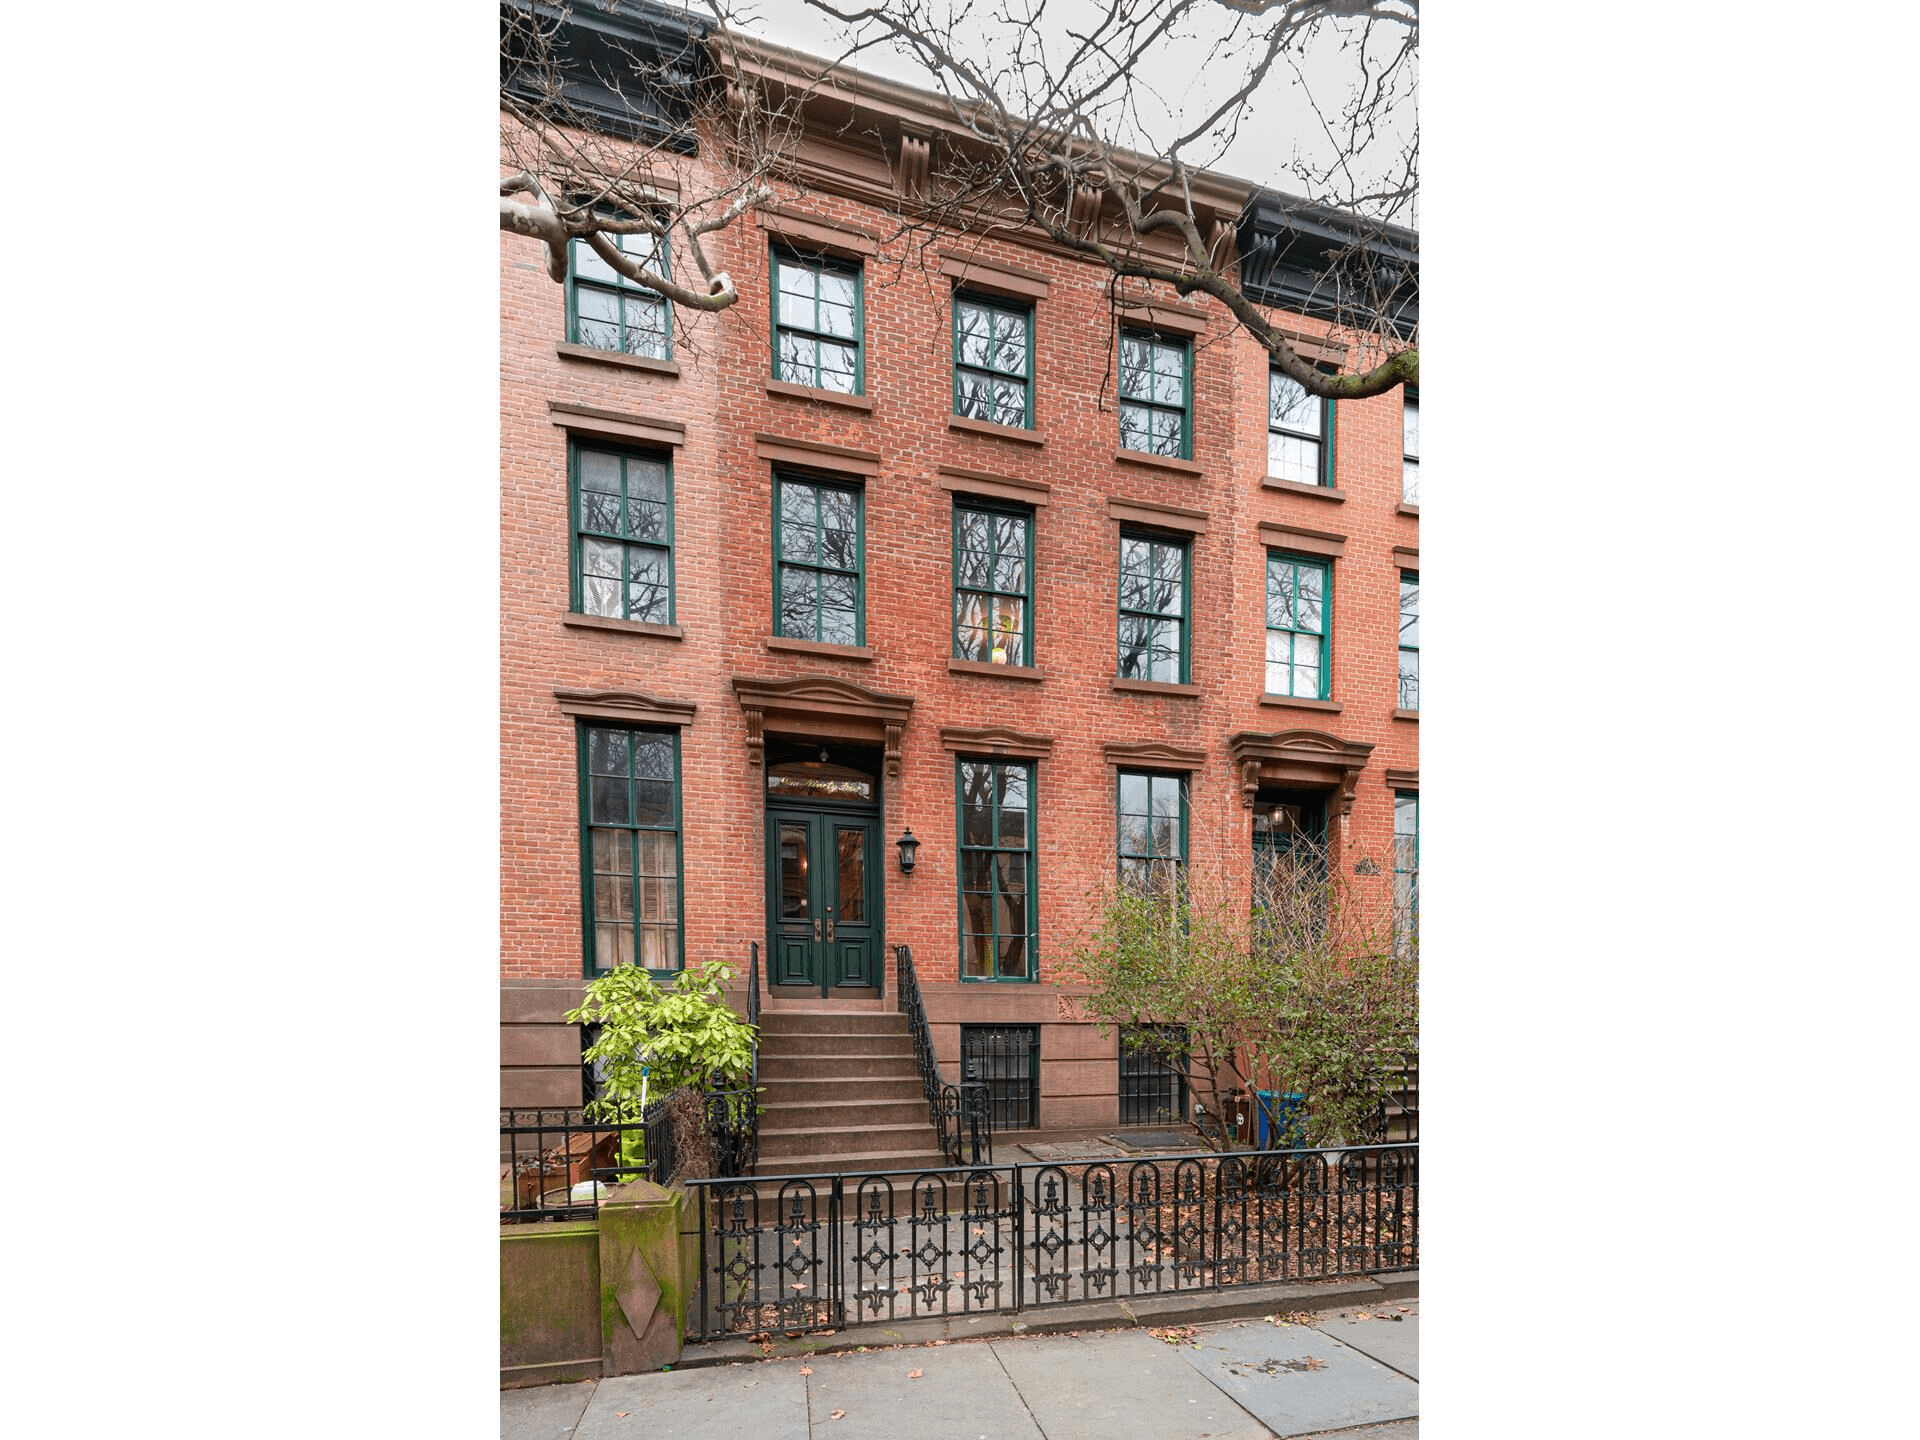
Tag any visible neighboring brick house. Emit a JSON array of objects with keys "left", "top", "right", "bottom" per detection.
[{"left": 500, "top": 4, "right": 1419, "bottom": 1151}]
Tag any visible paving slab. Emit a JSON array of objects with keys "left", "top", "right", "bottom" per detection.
[
  {"left": 501, "top": 1379, "right": 596, "bottom": 1440},
  {"left": 575, "top": 1364, "right": 809, "bottom": 1440},
  {"left": 1322, "top": 1312, "right": 1419, "bottom": 1379},
  {"left": 990, "top": 1327, "right": 1270, "bottom": 1440},
  {"left": 800, "top": 1339, "right": 1045, "bottom": 1440},
  {"left": 1175, "top": 1320, "right": 1419, "bottom": 1438},
  {"left": 1017, "top": 1140, "right": 1134, "bottom": 1162}
]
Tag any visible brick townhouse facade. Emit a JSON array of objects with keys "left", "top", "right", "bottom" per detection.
[{"left": 499, "top": 3, "right": 1419, "bottom": 1152}]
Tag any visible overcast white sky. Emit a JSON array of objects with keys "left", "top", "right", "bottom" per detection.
[{"left": 710, "top": 0, "right": 1415, "bottom": 210}]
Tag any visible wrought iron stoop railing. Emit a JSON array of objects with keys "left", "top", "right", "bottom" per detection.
[
  {"left": 705, "top": 941, "right": 762, "bottom": 1177},
  {"left": 684, "top": 1142, "right": 1417, "bottom": 1340},
  {"left": 895, "top": 943, "right": 991, "bottom": 1165}
]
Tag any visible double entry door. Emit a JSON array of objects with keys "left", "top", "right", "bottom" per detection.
[{"left": 766, "top": 806, "right": 881, "bottom": 996}]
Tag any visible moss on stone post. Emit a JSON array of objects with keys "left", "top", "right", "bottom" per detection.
[{"left": 596, "top": 1179, "right": 691, "bottom": 1374}]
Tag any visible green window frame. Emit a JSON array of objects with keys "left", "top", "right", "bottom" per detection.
[
  {"left": 952, "top": 501, "right": 1032, "bottom": 665},
  {"left": 570, "top": 443, "right": 673, "bottom": 624},
  {"left": 1402, "top": 391, "right": 1420, "bottom": 505},
  {"left": 953, "top": 293, "right": 1032, "bottom": 428},
  {"left": 1268, "top": 369, "right": 1334, "bottom": 486},
  {"left": 771, "top": 247, "right": 864, "bottom": 394},
  {"left": 1118, "top": 328, "right": 1191, "bottom": 458},
  {"left": 567, "top": 228, "right": 671, "bottom": 360},
  {"left": 1117, "top": 770, "right": 1187, "bottom": 897},
  {"left": 774, "top": 473, "right": 864, "bottom": 645},
  {"left": 579, "top": 723, "right": 683, "bottom": 974},
  {"left": 956, "top": 758, "right": 1036, "bottom": 981},
  {"left": 1393, "top": 790, "right": 1418, "bottom": 957},
  {"left": 1398, "top": 570, "right": 1419, "bottom": 711},
  {"left": 1117, "top": 530, "right": 1190, "bottom": 683},
  {"left": 1264, "top": 552, "right": 1330, "bottom": 699}
]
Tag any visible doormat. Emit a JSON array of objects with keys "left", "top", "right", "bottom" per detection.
[
  {"left": 1105, "top": 1130, "right": 1204, "bottom": 1151},
  {"left": 1016, "top": 1139, "right": 1134, "bottom": 1162}
]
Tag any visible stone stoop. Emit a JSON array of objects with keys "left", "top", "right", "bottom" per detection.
[{"left": 752, "top": 1010, "right": 950, "bottom": 1179}]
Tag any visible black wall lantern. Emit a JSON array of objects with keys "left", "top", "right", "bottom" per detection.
[{"left": 895, "top": 827, "right": 920, "bottom": 874}]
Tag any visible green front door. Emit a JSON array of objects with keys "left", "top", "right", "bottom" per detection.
[{"left": 767, "top": 807, "right": 881, "bottom": 997}]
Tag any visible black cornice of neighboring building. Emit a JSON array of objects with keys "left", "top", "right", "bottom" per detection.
[
  {"left": 1237, "top": 188, "right": 1419, "bottom": 338},
  {"left": 501, "top": 0, "right": 710, "bottom": 152}
]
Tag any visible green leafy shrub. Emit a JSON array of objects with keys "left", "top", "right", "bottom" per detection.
[{"left": 566, "top": 959, "right": 757, "bottom": 1121}]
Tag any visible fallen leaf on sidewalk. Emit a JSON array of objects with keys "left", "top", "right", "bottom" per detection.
[
  {"left": 908, "top": 1368, "right": 924, "bottom": 1378},
  {"left": 830, "top": 1409, "right": 846, "bottom": 1420},
  {"left": 1147, "top": 1326, "right": 1198, "bottom": 1347},
  {"left": 1353, "top": 1312, "right": 1373, "bottom": 1320},
  {"left": 615, "top": 1412, "right": 629, "bottom": 1418},
  {"left": 798, "top": 1366, "right": 813, "bottom": 1375}
]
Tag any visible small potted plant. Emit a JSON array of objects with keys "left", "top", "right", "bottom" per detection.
[{"left": 991, "top": 611, "right": 1016, "bottom": 664}]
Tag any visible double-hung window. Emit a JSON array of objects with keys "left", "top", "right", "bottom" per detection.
[
  {"left": 957, "top": 758, "right": 1035, "bottom": 980},
  {"left": 1402, "top": 393, "right": 1420, "bottom": 504},
  {"left": 1118, "top": 329, "right": 1190, "bottom": 458},
  {"left": 1393, "top": 791, "right": 1418, "bottom": 957},
  {"left": 953, "top": 503, "right": 1031, "bottom": 665},
  {"left": 1117, "top": 770, "right": 1187, "bottom": 897},
  {"left": 1264, "top": 553, "right": 1329, "bottom": 699},
  {"left": 772, "top": 249, "right": 863, "bottom": 393},
  {"left": 580, "top": 724, "right": 682, "bottom": 973},
  {"left": 1268, "top": 370, "right": 1333, "bottom": 486},
  {"left": 1398, "top": 571, "right": 1419, "bottom": 711},
  {"left": 774, "top": 475, "right": 863, "bottom": 645},
  {"left": 573, "top": 444, "right": 673, "bottom": 624},
  {"left": 568, "top": 229, "right": 671, "bottom": 360},
  {"left": 1117, "top": 532, "right": 1189, "bottom": 682},
  {"left": 953, "top": 294, "right": 1032, "bottom": 427}
]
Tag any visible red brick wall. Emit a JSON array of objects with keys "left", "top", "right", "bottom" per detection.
[{"left": 500, "top": 148, "right": 1417, "bottom": 1121}]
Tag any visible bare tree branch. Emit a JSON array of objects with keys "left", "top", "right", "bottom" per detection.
[{"left": 781, "top": 0, "right": 1418, "bottom": 397}]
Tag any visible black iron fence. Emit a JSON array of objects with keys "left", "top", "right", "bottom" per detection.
[
  {"left": 896, "top": 944, "right": 992, "bottom": 1164},
  {"left": 499, "top": 1098, "right": 673, "bottom": 1222},
  {"left": 682, "top": 1142, "right": 1416, "bottom": 1339}
]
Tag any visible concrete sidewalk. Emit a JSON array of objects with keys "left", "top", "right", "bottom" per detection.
[{"left": 502, "top": 1298, "right": 1418, "bottom": 1440}]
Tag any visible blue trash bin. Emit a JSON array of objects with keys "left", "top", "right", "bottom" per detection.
[{"left": 1255, "top": 1091, "right": 1307, "bottom": 1149}]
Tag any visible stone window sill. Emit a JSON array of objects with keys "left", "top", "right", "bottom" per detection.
[
  {"left": 1262, "top": 477, "right": 1346, "bottom": 503},
  {"left": 1260, "top": 694, "right": 1343, "bottom": 713},
  {"left": 948, "top": 658, "right": 1044, "bottom": 682},
  {"left": 1397, "top": 502, "right": 1420, "bottom": 518},
  {"left": 563, "top": 614, "right": 685, "bottom": 640},
  {"left": 1393, "top": 708, "right": 1419, "bottom": 722},
  {"left": 1114, "top": 448, "right": 1202, "bottom": 478},
  {"left": 1112, "top": 677, "right": 1200, "bottom": 698},
  {"left": 766, "top": 379, "right": 873, "bottom": 412},
  {"left": 555, "top": 343, "right": 681, "bottom": 376},
  {"left": 948, "top": 414, "right": 1046, "bottom": 447},
  {"left": 765, "top": 635, "right": 874, "bottom": 662}
]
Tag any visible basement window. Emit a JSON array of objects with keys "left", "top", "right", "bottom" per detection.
[{"left": 960, "top": 1025, "right": 1038, "bottom": 1129}]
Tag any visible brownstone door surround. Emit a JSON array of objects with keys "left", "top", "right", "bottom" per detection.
[{"left": 736, "top": 676, "right": 913, "bottom": 1003}]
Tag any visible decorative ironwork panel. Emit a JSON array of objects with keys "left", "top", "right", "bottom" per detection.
[
  {"left": 1027, "top": 1166, "right": 1073, "bottom": 1302},
  {"left": 679, "top": 1145, "right": 1416, "bottom": 1340},
  {"left": 1079, "top": 1164, "right": 1121, "bottom": 1298}
]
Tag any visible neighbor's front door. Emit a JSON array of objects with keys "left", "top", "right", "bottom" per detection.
[{"left": 767, "top": 808, "right": 880, "bottom": 996}]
